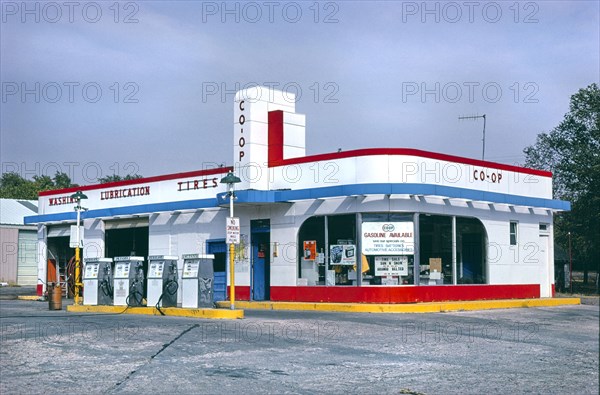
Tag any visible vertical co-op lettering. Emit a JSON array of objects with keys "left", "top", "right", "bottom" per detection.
[{"left": 238, "top": 100, "right": 245, "bottom": 161}]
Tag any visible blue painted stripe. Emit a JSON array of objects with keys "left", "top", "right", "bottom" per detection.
[
  {"left": 249, "top": 184, "right": 569, "bottom": 211},
  {"left": 24, "top": 198, "right": 217, "bottom": 224},
  {"left": 24, "top": 183, "right": 570, "bottom": 224}
]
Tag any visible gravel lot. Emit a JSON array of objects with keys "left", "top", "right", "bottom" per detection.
[{"left": 1, "top": 299, "right": 598, "bottom": 394}]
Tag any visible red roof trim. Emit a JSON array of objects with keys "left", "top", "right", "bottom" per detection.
[
  {"left": 269, "top": 148, "right": 552, "bottom": 177},
  {"left": 39, "top": 149, "right": 551, "bottom": 198},
  {"left": 39, "top": 167, "right": 233, "bottom": 196}
]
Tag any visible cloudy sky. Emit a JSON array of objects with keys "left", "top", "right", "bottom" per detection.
[{"left": 1, "top": 1, "right": 598, "bottom": 185}]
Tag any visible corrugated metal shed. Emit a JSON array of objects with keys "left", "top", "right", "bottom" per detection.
[{"left": 0, "top": 199, "right": 38, "bottom": 226}]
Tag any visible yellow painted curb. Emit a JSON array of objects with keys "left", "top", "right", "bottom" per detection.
[
  {"left": 66, "top": 304, "right": 243, "bottom": 319},
  {"left": 17, "top": 295, "right": 42, "bottom": 301},
  {"left": 216, "top": 298, "right": 581, "bottom": 314}
]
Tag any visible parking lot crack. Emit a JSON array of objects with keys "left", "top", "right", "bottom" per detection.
[{"left": 110, "top": 323, "right": 199, "bottom": 391}]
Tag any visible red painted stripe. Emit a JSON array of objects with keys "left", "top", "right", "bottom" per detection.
[
  {"left": 40, "top": 114, "right": 550, "bottom": 197},
  {"left": 39, "top": 167, "right": 232, "bottom": 196},
  {"left": 552, "top": 284, "right": 555, "bottom": 297},
  {"left": 37, "top": 283, "right": 43, "bottom": 296},
  {"left": 227, "top": 286, "right": 251, "bottom": 301},
  {"left": 269, "top": 284, "right": 540, "bottom": 303},
  {"left": 268, "top": 148, "right": 552, "bottom": 178},
  {"left": 268, "top": 111, "right": 284, "bottom": 163}
]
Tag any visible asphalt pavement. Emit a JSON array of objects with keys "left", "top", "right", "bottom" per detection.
[
  {"left": 1, "top": 299, "right": 598, "bottom": 394},
  {"left": 0, "top": 286, "right": 37, "bottom": 300}
]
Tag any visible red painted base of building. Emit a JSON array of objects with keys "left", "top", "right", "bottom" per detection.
[
  {"left": 228, "top": 284, "right": 540, "bottom": 304},
  {"left": 227, "top": 286, "right": 251, "bottom": 301}
]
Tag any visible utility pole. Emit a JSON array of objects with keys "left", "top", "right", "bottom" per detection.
[
  {"left": 70, "top": 190, "right": 88, "bottom": 305},
  {"left": 220, "top": 171, "right": 241, "bottom": 310},
  {"left": 568, "top": 231, "right": 573, "bottom": 293},
  {"left": 458, "top": 114, "right": 487, "bottom": 160}
]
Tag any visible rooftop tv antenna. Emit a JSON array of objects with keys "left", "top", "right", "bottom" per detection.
[{"left": 458, "top": 114, "right": 487, "bottom": 160}]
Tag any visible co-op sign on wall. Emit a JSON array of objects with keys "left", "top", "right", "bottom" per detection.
[{"left": 362, "top": 222, "right": 415, "bottom": 255}]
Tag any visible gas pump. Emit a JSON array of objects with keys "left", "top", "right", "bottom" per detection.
[
  {"left": 147, "top": 255, "right": 178, "bottom": 308},
  {"left": 83, "top": 258, "right": 113, "bottom": 306},
  {"left": 181, "top": 254, "right": 215, "bottom": 308},
  {"left": 113, "top": 256, "right": 145, "bottom": 307}
]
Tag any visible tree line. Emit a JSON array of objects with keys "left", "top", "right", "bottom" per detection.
[
  {"left": 0, "top": 172, "right": 142, "bottom": 200},
  {"left": 524, "top": 83, "right": 599, "bottom": 284}
]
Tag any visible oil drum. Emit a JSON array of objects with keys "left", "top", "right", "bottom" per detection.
[{"left": 48, "top": 283, "right": 62, "bottom": 310}]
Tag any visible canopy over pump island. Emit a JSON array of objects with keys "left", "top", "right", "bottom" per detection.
[{"left": 26, "top": 86, "right": 569, "bottom": 305}]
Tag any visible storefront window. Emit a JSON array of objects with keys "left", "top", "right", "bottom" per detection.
[
  {"left": 419, "top": 215, "right": 453, "bottom": 284},
  {"left": 456, "top": 217, "right": 487, "bottom": 284},
  {"left": 327, "top": 215, "right": 356, "bottom": 286},
  {"left": 298, "top": 212, "right": 487, "bottom": 286},
  {"left": 297, "top": 214, "right": 356, "bottom": 286},
  {"left": 297, "top": 216, "right": 325, "bottom": 285},
  {"left": 419, "top": 215, "right": 487, "bottom": 285}
]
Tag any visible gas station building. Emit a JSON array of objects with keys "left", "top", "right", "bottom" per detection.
[{"left": 25, "top": 87, "right": 570, "bottom": 304}]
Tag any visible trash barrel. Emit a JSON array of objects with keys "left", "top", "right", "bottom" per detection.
[{"left": 48, "top": 283, "right": 62, "bottom": 310}]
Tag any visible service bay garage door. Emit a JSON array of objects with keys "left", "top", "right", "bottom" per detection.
[{"left": 17, "top": 230, "right": 38, "bottom": 285}]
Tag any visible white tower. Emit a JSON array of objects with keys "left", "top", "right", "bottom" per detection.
[{"left": 233, "top": 86, "right": 306, "bottom": 190}]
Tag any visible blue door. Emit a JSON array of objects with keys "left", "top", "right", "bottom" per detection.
[
  {"left": 252, "top": 243, "right": 266, "bottom": 300},
  {"left": 207, "top": 240, "right": 227, "bottom": 302},
  {"left": 251, "top": 220, "right": 270, "bottom": 301}
]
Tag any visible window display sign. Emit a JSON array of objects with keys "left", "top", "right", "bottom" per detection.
[
  {"left": 362, "top": 222, "right": 414, "bottom": 255},
  {"left": 303, "top": 240, "right": 317, "bottom": 260},
  {"left": 330, "top": 245, "right": 356, "bottom": 265},
  {"left": 429, "top": 258, "right": 442, "bottom": 272},
  {"left": 375, "top": 256, "right": 408, "bottom": 276}
]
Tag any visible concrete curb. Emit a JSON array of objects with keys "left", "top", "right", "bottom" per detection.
[
  {"left": 16, "top": 295, "right": 43, "bottom": 301},
  {"left": 66, "top": 304, "right": 243, "bottom": 319},
  {"left": 215, "top": 298, "right": 581, "bottom": 313}
]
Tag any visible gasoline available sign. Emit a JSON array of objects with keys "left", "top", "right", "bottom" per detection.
[{"left": 362, "top": 222, "right": 414, "bottom": 255}]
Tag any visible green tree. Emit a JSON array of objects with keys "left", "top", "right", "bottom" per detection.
[
  {"left": 32, "top": 175, "right": 55, "bottom": 192},
  {"left": 0, "top": 172, "right": 36, "bottom": 199},
  {"left": 0, "top": 171, "right": 77, "bottom": 200},
  {"left": 97, "top": 174, "right": 143, "bottom": 183},
  {"left": 524, "top": 83, "right": 600, "bottom": 285},
  {"left": 54, "top": 172, "right": 74, "bottom": 189}
]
